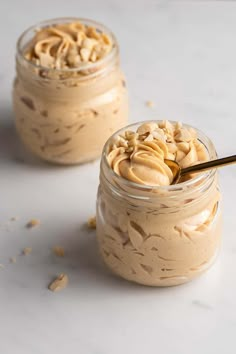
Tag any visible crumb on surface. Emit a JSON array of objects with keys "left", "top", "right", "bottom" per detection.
[
  {"left": 48, "top": 273, "right": 68, "bottom": 292},
  {"left": 145, "top": 100, "right": 154, "bottom": 108},
  {"left": 26, "top": 219, "right": 40, "bottom": 228},
  {"left": 23, "top": 247, "right": 32, "bottom": 255},
  {"left": 87, "top": 216, "right": 96, "bottom": 229},
  {"left": 10, "top": 216, "right": 19, "bottom": 221},
  {"left": 10, "top": 257, "right": 17, "bottom": 264},
  {"left": 53, "top": 246, "right": 65, "bottom": 257},
  {"left": 0, "top": 264, "right": 5, "bottom": 269}
]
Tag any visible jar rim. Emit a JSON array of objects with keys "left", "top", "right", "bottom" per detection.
[
  {"left": 16, "top": 17, "right": 119, "bottom": 75},
  {"left": 102, "top": 120, "right": 217, "bottom": 193}
]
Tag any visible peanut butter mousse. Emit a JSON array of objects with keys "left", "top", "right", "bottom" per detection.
[
  {"left": 24, "top": 21, "right": 112, "bottom": 71},
  {"left": 107, "top": 120, "right": 208, "bottom": 186},
  {"left": 13, "top": 19, "right": 128, "bottom": 164},
  {"left": 96, "top": 121, "right": 222, "bottom": 286}
]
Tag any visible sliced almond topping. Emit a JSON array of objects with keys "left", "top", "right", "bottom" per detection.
[
  {"left": 144, "top": 134, "right": 154, "bottom": 142},
  {"left": 137, "top": 123, "right": 157, "bottom": 135},
  {"left": 175, "top": 121, "right": 182, "bottom": 130},
  {"left": 126, "top": 146, "right": 134, "bottom": 153},
  {"left": 166, "top": 152, "right": 175, "bottom": 160},
  {"left": 152, "top": 129, "right": 167, "bottom": 142},
  {"left": 176, "top": 150, "right": 186, "bottom": 162},
  {"left": 67, "top": 48, "right": 81, "bottom": 67},
  {"left": 174, "top": 128, "right": 192, "bottom": 142},
  {"left": 48, "top": 273, "right": 68, "bottom": 292},
  {"left": 80, "top": 47, "right": 91, "bottom": 62},
  {"left": 90, "top": 50, "right": 97, "bottom": 62},
  {"left": 166, "top": 143, "right": 178, "bottom": 154},
  {"left": 39, "top": 53, "right": 54, "bottom": 68},
  {"left": 102, "top": 33, "right": 111, "bottom": 45},
  {"left": 24, "top": 21, "right": 113, "bottom": 73},
  {"left": 107, "top": 120, "right": 209, "bottom": 187},
  {"left": 87, "top": 26, "right": 100, "bottom": 40},
  {"left": 118, "top": 136, "right": 129, "bottom": 148},
  {"left": 76, "top": 30, "right": 86, "bottom": 46},
  {"left": 176, "top": 142, "right": 190, "bottom": 153},
  {"left": 82, "top": 38, "right": 96, "bottom": 50},
  {"left": 125, "top": 131, "right": 138, "bottom": 140},
  {"left": 158, "top": 120, "right": 174, "bottom": 131}
]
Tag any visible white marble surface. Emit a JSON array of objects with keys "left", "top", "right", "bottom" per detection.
[{"left": 0, "top": 1, "right": 236, "bottom": 353}]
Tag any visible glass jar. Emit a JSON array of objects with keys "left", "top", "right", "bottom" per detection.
[
  {"left": 13, "top": 18, "right": 128, "bottom": 164},
  {"left": 96, "top": 121, "right": 222, "bottom": 286}
]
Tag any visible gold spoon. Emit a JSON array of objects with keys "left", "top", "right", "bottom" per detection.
[{"left": 165, "top": 155, "right": 236, "bottom": 184}]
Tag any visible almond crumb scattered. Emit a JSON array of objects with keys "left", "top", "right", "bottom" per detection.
[
  {"left": 10, "top": 257, "right": 17, "bottom": 264},
  {"left": 0, "top": 264, "right": 5, "bottom": 269},
  {"left": 48, "top": 273, "right": 68, "bottom": 292},
  {"left": 23, "top": 247, "right": 32, "bottom": 255},
  {"left": 87, "top": 216, "right": 96, "bottom": 229},
  {"left": 53, "top": 246, "right": 65, "bottom": 257},
  {"left": 10, "top": 216, "right": 19, "bottom": 221},
  {"left": 26, "top": 219, "right": 40, "bottom": 228},
  {"left": 146, "top": 100, "right": 154, "bottom": 108}
]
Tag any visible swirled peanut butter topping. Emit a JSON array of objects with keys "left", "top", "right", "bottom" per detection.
[
  {"left": 107, "top": 121, "right": 208, "bottom": 186},
  {"left": 24, "top": 21, "right": 113, "bottom": 69}
]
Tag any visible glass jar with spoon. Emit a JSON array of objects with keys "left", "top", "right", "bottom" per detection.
[{"left": 96, "top": 120, "right": 232, "bottom": 286}]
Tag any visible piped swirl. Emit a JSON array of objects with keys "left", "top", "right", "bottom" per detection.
[
  {"left": 107, "top": 120, "right": 208, "bottom": 186},
  {"left": 24, "top": 21, "right": 113, "bottom": 70}
]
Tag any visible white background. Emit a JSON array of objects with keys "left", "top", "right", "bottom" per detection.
[{"left": 0, "top": 1, "right": 236, "bottom": 353}]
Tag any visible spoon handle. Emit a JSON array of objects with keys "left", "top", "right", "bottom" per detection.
[{"left": 181, "top": 155, "right": 236, "bottom": 176}]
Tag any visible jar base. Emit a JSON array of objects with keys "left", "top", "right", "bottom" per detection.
[{"left": 100, "top": 248, "right": 219, "bottom": 287}]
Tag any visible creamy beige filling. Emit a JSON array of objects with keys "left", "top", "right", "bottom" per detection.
[
  {"left": 97, "top": 193, "right": 221, "bottom": 286},
  {"left": 107, "top": 120, "right": 208, "bottom": 186},
  {"left": 13, "top": 74, "right": 128, "bottom": 164}
]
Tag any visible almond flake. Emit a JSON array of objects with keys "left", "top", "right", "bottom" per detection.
[
  {"left": 26, "top": 219, "right": 40, "bottom": 229},
  {"left": 23, "top": 247, "right": 32, "bottom": 255},
  {"left": 144, "top": 134, "right": 154, "bottom": 142},
  {"left": 146, "top": 100, "right": 154, "bottom": 108},
  {"left": 53, "top": 246, "right": 65, "bottom": 257},
  {"left": 102, "top": 33, "right": 111, "bottom": 45},
  {"left": 87, "top": 216, "right": 96, "bottom": 229},
  {"left": 10, "top": 216, "right": 19, "bottom": 221},
  {"left": 48, "top": 273, "right": 68, "bottom": 292},
  {"left": 80, "top": 48, "right": 91, "bottom": 62}
]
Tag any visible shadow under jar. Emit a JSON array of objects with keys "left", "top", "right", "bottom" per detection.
[
  {"left": 13, "top": 18, "right": 128, "bottom": 164},
  {"left": 96, "top": 122, "right": 222, "bottom": 286}
]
